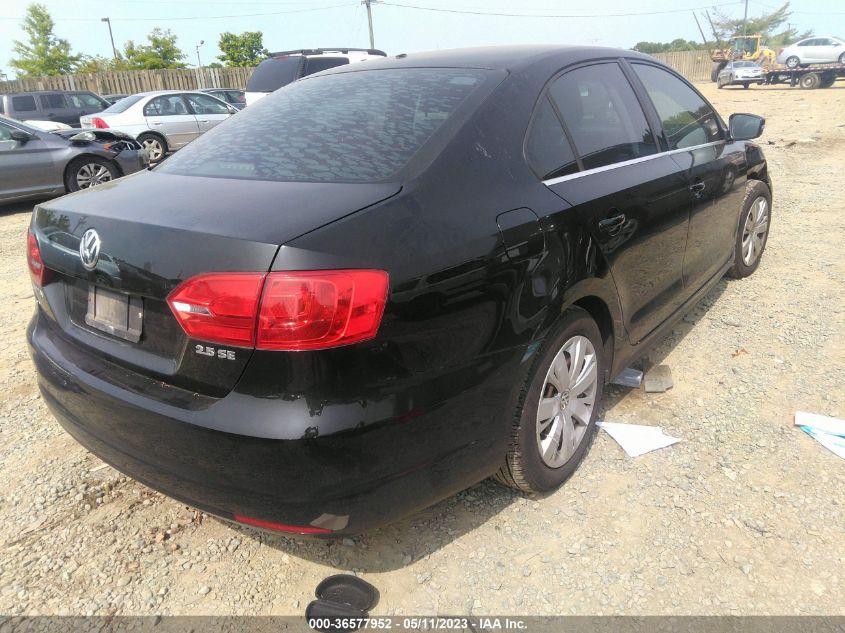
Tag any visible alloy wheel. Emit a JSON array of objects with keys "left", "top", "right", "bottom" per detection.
[
  {"left": 142, "top": 138, "right": 164, "bottom": 161},
  {"left": 535, "top": 335, "right": 598, "bottom": 468},
  {"left": 76, "top": 163, "right": 113, "bottom": 189},
  {"left": 741, "top": 196, "right": 769, "bottom": 266}
]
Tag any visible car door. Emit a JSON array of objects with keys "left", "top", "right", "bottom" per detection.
[
  {"left": 68, "top": 93, "right": 108, "bottom": 121},
  {"left": 630, "top": 62, "right": 745, "bottom": 294},
  {"left": 815, "top": 38, "right": 838, "bottom": 62},
  {"left": 38, "top": 93, "right": 76, "bottom": 126},
  {"left": 539, "top": 61, "right": 692, "bottom": 344},
  {"left": 184, "top": 93, "right": 232, "bottom": 135},
  {"left": 143, "top": 94, "right": 200, "bottom": 149},
  {"left": 0, "top": 121, "right": 63, "bottom": 201}
]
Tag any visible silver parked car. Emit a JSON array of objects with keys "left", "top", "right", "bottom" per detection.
[
  {"left": 79, "top": 90, "right": 237, "bottom": 163},
  {"left": 717, "top": 60, "right": 765, "bottom": 89},
  {"left": 0, "top": 115, "right": 148, "bottom": 205},
  {"left": 777, "top": 36, "right": 845, "bottom": 68}
]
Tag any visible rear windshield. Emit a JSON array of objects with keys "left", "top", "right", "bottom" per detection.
[
  {"left": 246, "top": 57, "right": 303, "bottom": 93},
  {"left": 158, "top": 68, "right": 495, "bottom": 183},
  {"left": 102, "top": 94, "right": 143, "bottom": 113}
]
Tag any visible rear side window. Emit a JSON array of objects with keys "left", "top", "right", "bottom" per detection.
[
  {"left": 632, "top": 63, "right": 723, "bottom": 150},
  {"left": 12, "top": 96, "right": 38, "bottom": 112},
  {"left": 144, "top": 95, "right": 189, "bottom": 116},
  {"left": 303, "top": 57, "right": 349, "bottom": 76},
  {"left": 549, "top": 63, "right": 657, "bottom": 171},
  {"left": 227, "top": 91, "right": 246, "bottom": 104},
  {"left": 159, "top": 68, "right": 495, "bottom": 183},
  {"left": 246, "top": 57, "right": 303, "bottom": 92},
  {"left": 186, "top": 93, "right": 229, "bottom": 114},
  {"left": 525, "top": 97, "right": 578, "bottom": 179},
  {"left": 39, "top": 94, "right": 68, "bottom": 109},
  {"left": 102, "top": 94, "right": 143, "bottom": 113}
]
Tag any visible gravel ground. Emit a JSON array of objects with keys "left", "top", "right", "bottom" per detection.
[{"left": 0, "top": 83, "right": 843, "bottom": 617}]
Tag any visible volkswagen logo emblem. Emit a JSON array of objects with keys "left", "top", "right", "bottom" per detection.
[{"left": 79, "top": 229, "right": 101, "bottom": 271}]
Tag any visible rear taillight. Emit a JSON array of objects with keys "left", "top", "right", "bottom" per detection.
[
  {"left": 27, "top": 230, "right": 49, "bottom": 287},
  {"left": 91, "top": 117, "right": 109, "bottom": 129},
  {"left": 167, "top": 270, "right": 388, "bottom": 351}
]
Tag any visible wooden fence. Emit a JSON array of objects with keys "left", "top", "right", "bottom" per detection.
[
  {"left": 0, "top": 66, "right": 254, "bottom": 95},
  {"left": 0, "top": 51, "right": 713, "bottom": 95},
  {"left": 651, "top": 50, "right": 713, "bottom": 83}
]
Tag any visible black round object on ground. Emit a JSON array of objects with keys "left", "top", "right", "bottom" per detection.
[{"left": 315, "top": 574, "right": 379, "bottom": 611}]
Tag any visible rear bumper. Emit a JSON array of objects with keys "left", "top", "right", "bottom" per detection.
[{"left": 28, "top": 309, "right": 513, "bottom": 535}]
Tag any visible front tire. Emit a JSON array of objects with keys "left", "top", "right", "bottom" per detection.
[
  {"left": 727, "top": 181, "right": 772, "bottom": 279},
  {"left": 495, "top": 308, "right": 604, "bottom": 493},
  {"left": 785, "top": 55, "right": 800, "bottom": 68},
  {"left": 138, "top": 133, "right": 168, "bottom": 164},
  {"left": 742, "top": 82, "right": 750, "bottom": 89},
  {"left": 65, "top": 156, "right": 119, "bottom": 192}
]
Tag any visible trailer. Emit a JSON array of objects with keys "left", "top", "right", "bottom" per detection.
[{"left": 764, "top": 63, "right": 845, "bottom": 89}]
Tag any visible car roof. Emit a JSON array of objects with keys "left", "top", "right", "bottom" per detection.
[{"left": 315, "top": 45, "right": 655, "bottom": 76}]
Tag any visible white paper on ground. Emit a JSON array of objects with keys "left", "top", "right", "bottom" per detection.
[
  {"left": 794, "top": 411, "right": 845, "bottom": 460},
  {"left": 598, "top": 421, "right": 682, "bottom": 458}
]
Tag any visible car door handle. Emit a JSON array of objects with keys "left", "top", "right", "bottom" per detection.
[
  {"left": 152, "top": 122, "right": 163, "bottom": 126},
  {"left": 598, "top": 213, "right": 626, "bottom": 235},
  {"left": 198, "top": 119, "right": 209, "bottom": 123},
  {"left": 689, "top": 182, "right": 706, "bottom": 193}
]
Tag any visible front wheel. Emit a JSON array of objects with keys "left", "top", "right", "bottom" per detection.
[
  {"left": 65, "top": 156, "right": 119, "bottom": 192},
  {"left": 495, "top": 308, "right": 604, "bottom": 493},
  {"left": 839, "top": 52, "right": 845, "bottom": 65},
  {"left": 785, "top": 55, "right": 800, "bottom": 68},
  {"left": 742, "top": 82, "right": 750, "bottom": 89},
  {"left": 727, "top": 181, "right": 772, "bottom": 279}
]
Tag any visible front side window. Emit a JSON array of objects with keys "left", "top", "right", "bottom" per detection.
[
  {"left": 69, "top": 93, "right": 107, "bottom": 108},
  {"left": 548, "top": 63, "right": 657, "bottom": 171},
  {"left": 12, "top": 96, "right": 38, "bottom": 112},
  {"left": 144, "top": 95, "right": 189, "bottom": 116},
  {"left": 525, "top": 96, "right": 578, "bottom": 179},
  {"left": 39, "top": 94, "right": 67, "bottom": 109},
  {"left": 187, "top": 94, "right": 229, "bottom": 115},
  {"left": 632, "top": 63, "right": 723, "bottom": 150},
  {"left": 158, "top": 68, "right": 495, "bottom": 183}
]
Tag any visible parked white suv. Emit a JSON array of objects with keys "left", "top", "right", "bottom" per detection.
[{"left": 245, "top": 48, "right": 387, "bottom": 106}]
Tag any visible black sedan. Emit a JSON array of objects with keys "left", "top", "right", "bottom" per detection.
[
  {"left": 26, "top": 46, "right": 771, "bottom": 535},
  {"left": 1, "top": 115, "right": 148, "bottom": 204}
]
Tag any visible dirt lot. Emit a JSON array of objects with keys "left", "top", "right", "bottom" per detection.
[{"left": 0, "top": 82, "right": 843, "bottom": 617}]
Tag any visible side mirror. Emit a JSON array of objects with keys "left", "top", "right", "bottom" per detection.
[
  {"left": 227, "top": 105, "right": 237, "bottom": 115},
  {"left": 10, "top": 129, "right": 33, "bottom": 143},
  {"left": 729, "top": 113, "right": 765, "bottom": 141}
]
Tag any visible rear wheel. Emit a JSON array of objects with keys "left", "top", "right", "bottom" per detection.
[
  {"left": 495, "top": 308, "right": 604, "bottom": 493},
  {"left": 819, "top": 73, "right": 836, "bottom": 88},
  {"left": 65, "top": 156, "right": 119, "bottom": 192},
  {"left": 799, "top": 72, "right": 821, "bottom": 90},
  {"left": 727, "top": 181, "right": 772, "bottom": 279},
  {"left": 742, "top": 82, "right": 750, "bottom": 89},
  {"left": 785, "top": 55, "right": 800, "bottom": 68},
  {"left": 839, "top": 52, "right": 845, "bottom": 65},
  {"left": 138, "top": 133, "right": 168, "bottom": 163}
]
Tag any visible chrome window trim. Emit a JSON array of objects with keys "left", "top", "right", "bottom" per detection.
[{"left": 542, "top": 140, "right": 723, "bottom": 186}]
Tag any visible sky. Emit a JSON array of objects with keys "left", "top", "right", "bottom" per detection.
[{"left": 1, "top": 0, "right": 844, "bottom": 78}]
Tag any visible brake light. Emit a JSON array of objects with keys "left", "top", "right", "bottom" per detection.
[
  {"left": 27, "top": 230, "right": 49, "bottom": 287},
  {"left": 91, "top": 117, "right": 109, "bottom": 129},
  {"left": 167, "top": 269, "right": 388, "bottom": 350}
]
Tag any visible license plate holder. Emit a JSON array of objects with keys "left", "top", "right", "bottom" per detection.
[{"left": 85, "top": 286, "right": 143, "bottom": 343}]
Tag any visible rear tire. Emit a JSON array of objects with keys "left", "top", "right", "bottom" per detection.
[
  {"left": 138, "top": 133, "right": 168, "bottom": 163},
  {"left": 839, "top": 52, "right": 845, "bottom": 65},
  {"left": 494, "top": 308, "right": 604, "bottom": 493},
  {"left": 785, "top": 55, "right": 800, "bottom": 68},
  {"left": 742, "top": 82, "right": 750, "bottom": 89},
  {"left": 799, "top": 72, "right": 821, "bottom": 90},
  {"left": 65, "top": 156, "right": 119, "bottom": 193},
  {"left": 727, "top": 181, "right": 772, "bottom": 279}
]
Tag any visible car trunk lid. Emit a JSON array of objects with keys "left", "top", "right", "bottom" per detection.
[{"left": 32, "top": 171, "right": 400, "bottom": 397}]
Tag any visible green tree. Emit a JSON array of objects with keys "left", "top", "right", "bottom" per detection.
[
  {"left": 76, "top": 54, "right": 129, "bottom": 73},
  {"left": 633, "top": 39, "right": 703, "bottom": 54},
  {"left": 711, "top": 2, "right": 811, "bottom": 45},
  {"left": 10, "top": 3, "right": 80, "bottom": 76},
  {"left": 217, "top": 31, "right": 267, "bottom": 67},
  {"left": 123, "top": 28, "right": 187, "bottom": 70}
]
